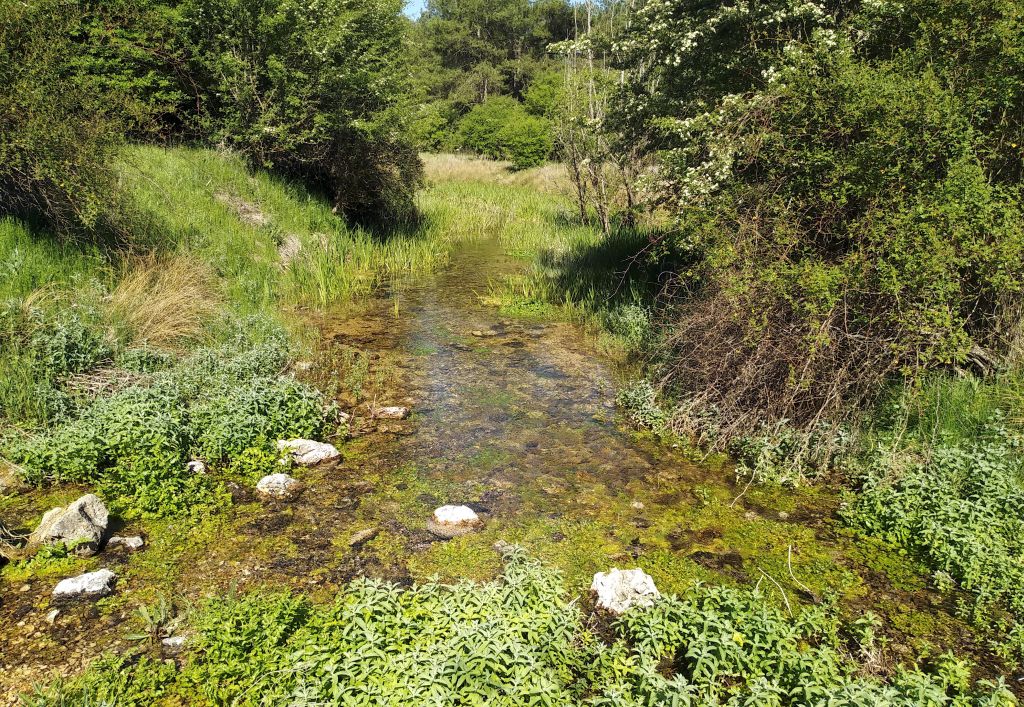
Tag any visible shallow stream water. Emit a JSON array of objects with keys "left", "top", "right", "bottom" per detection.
[{"left": 0, "top": 232, "right": 1003, "bottom": 702}]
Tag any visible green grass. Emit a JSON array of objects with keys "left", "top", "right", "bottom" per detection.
[{"left": 122, "top": 145, "right": 457, "bottom": 311}]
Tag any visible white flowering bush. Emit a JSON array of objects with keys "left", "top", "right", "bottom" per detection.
[{"left": 607, "top": 0, "right": 1024, "bottom": 433}]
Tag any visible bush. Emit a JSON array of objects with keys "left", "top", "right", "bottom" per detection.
[
  {"left": 180, "top": 0, "right": 423, "bottom": 224},
  {"left": 29, "top": 550, "right": 1014, "bottom": 705},
  {"left": 0, "top": 0, "right": 124, "bottom": 233},
  {"left": 846, "top": 416, "right": 1024, "bottom": 662},
  {"left": 611, "top": 0, "right": 1024, "bottom": 435},
  {"left": 5, "top": 324, "right": 329, "bottom": 515},
  {"left": 457, "top": 97, "right": 553, "bottom": 169}
]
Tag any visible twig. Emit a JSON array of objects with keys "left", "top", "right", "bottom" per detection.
[
  {"left": 757, "top": 567, "right": 792, "bottom": 617},
  {"left": 787, "top": 544, "right": 818, "bottom": 603}
]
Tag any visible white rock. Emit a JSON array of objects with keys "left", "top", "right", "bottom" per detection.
[
  {"left": 45, "top": 609, "right": 60, "bottom": 624},
  {"left": 427, "top": 505, "right": 482, "bottom": 538},
  {"left": 28, "top": 494, "right": 108, "bottom": 557},
  {"left": 161, "top": 635, "right": 188, "bottom": 654},
  {"left": 276, "top": 439, "right": 340, "bottom": 466},
  {"left": 187, "top": 460, "right": 207, "bottom": 474},
  {"left": 108, "top": 535, "right": 145, "bottom": 551},
  {"left": 590, "top": 568, "right": 660, "bottom": 615},
  {"left": 374, "top": 406, "right": 410, "bottom": 420},
  {"left": 53, "top": 569, "right": 116, "bottom": 600},
  {"left": 256, "top": 473, "right": 304, "bottom": 500}
]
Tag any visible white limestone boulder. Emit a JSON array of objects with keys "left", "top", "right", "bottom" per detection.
[
  {"left": 28, "top": 494, "right": 108, "bottom": 557},
  {"left": 590, "top": 568, "right": 660, "bottom": 614},
  {"left": 256, "top": 473, "right": 304, "bottom": 500},
  {"left": 53, "top": 569, "right": 116, "bottom": 600},
  {"left": 276, "top": 439, "right": 340, "bottom": 466},
  {"left": 427, "top": 505, "right": 483, "bottom": 538}
]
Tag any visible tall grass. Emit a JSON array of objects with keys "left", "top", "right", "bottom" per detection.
[
  {"left": 107, "top": 254, "right": 219, "bottom": 350},
  {"left": 121, "top": 146, "right": 457, "bottom": 311}
]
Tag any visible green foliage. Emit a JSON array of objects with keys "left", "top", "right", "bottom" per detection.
[
  {"left": 0, "top": 0, "right": 124, "bottom": 234},
  {"left": 181, "top": 0, "right": 422, "bottom": 224},
  {"left": 609, "top": 0, "right": 1024, "bottom": 431},
  {"left": 457, "top": 98, "right": 553, "bottom": 168},
  {"left": 21, "top": 654, "right": 180, "bottom": 707},
  {"left": 32, "top": 550, "right": 1013, "bottom": 705},
  {"left": 846, "top": 414, "right": 1024, "bottom": 663},
  {"left": 227, "top": 445, "right": 284, "bottom": 483},
  {"left": 5, "top": 321, "right": 328, "bottom": 516}
]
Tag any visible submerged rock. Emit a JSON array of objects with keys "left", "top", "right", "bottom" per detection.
[
  {"left": 427, "top": 505, "right": 483, "bottom": 538},
  {"left": 256, "top": 473, "right": 304, "bottom": 500},
  {"left": 347, "top": 527, "right": 379, "bottom": 548},
  {"left": 374, "top": 406, "right": 410, "bottom": 420},
  {"left": 590, "top": 568, "right": 660, "bottom": 614},
  {"left": 107, "top": 535, "right": 145, "bottom": 551},
  {"left": 53, "top": 568, "right": 116, "bottom": 600},
  {"left": 28, "top": 494, "right": 108, "bottom": 557},
  {"left": 277, "top": 439, "right": 340, "bottom": 466}
]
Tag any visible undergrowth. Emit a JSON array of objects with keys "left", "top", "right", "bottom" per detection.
[
  {"left": 28, "top": 549, "right": 1013, "bottom": 706},
  {"left": 3, "top": 317, "right": 331, "bottom": 518}
]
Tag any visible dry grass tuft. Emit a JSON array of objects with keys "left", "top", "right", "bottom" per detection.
[
  {"left": 107, "top": 254, "right": 220, "bottom": 349},
  {"left": 421, "top": 153, "right": 570, "bottom": 193}
]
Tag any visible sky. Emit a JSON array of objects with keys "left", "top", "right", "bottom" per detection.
[{"left": 404, "top": 0, "right": 426, "bottom": 18}]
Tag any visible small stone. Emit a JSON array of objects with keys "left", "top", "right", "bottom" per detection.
[
  {"left": 187, "top": 460, "right": 207, "bottom": 474},
  {"left": 778, "top": 511, "right": 790, "bottom": 521},
  {"left": 161, "top": 635, "right": 188, "bottom": 655},
  {"left": 374, "top": 406, "right": 410, "bottom": 420},
  {"left": 744, "top": 511, "right": 758, "bottom": 521},
  {"left": 471, "top": 329, "right": 499, "bottom": 338},
  {"left": 256, "top": 473, "right": 304, "bottom": 500},
  {"left": 45, "top": 609, "right": 60, "bottom": 624},
  {"left": 630, "top": 501, "right": 645, "bottom": 510},
  {"left": 590, "top": 568, "right": 660, "bottom": 615},
  {"left": 276, "top": 439, "right": 340, "bottom": 466},
  {"left": 53, "top": 569, "right": 116, "bottom": 600},
  {"left": 347, "top": 528, "right": 379, "bottom": 548},
  {"left": 427, "top": 505, "right": 483, "bottom": 539},
  {"left": 28, "top": 494, "right": 108, "bottom": 557},
  {"left": 108, "top": 536, "right": 145, "bottom": 551},
  {"left": 19, "top": 584, "right": 30, "bottom": 593}
]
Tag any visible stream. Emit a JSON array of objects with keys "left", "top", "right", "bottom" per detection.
[{"left": 0, "top": 231, "right": 999, "bottom": 702}]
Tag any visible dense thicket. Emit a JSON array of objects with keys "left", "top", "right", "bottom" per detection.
[
  {"left": 0, "top": 0, "right": 124, "bottom": 234},
  {"left": 0, "top": 0, "right": 421, "bottom": 231},
  {"left": 606, "top": 0, "right": 1024, "bottom": 434},
  {"left": 408, "top": 0, "right": 574, "bottom": 166}
]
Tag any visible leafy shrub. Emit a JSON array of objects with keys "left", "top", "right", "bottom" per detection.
[
  {"left": 616, "top": 379, "right": 668, "bottom": 433},
  {"left": 190, "top": 377, "right": 326, "bottom": 462},
  {"left": 31, "top": 550, "right": 1013, "bottom": 705},
  {"left": 5, "top": 323, "right": 328, "bottom": 515},
  {"left": 611, "top": 0, "right": 1024, "bottom": 435},
  {"left": 99, "top": 450, "right": 223, "bottom": 519},
  {"left": 457, "top": 97, "right": 553, "bottom": 169},
  {"left": 181, "top": 0, "right": 423, "bottom": 224},
  {"left": 0, "top": 0, "right": 124, "bottom": 233},
  {"left": 845, "top": 416, "right": 1024, "bottom": 663},
  {"left": 729, "top": 422, "right": 851, "bottom": 487},
  {"left": 21, "top": 654, "right": 179, "bottom": 707},
  {"left": 227, "top": 446, "right": 284, "bottom": 483}
]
